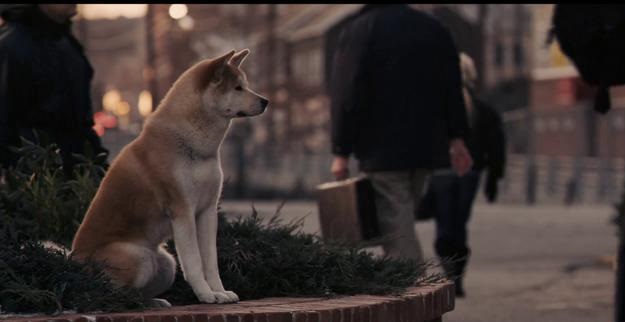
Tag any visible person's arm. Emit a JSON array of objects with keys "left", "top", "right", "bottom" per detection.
[
  {"left": 329, "top": 18, "right": 372, "bottom": 180},
  {"left": 484, "top": 105, "right": 507, "bottom": 202},
  {"left": 439, "top": 28, "right": 473, "bottom": 176}
]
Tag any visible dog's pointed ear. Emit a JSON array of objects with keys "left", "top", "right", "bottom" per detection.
[
  {"left": 195, "top": 50, "right": 236, "bottom": 91},
  {"left": 229, "top": 49, "right": 250, "bottom": 68},
  {"left": 213, "top": 49, "right": 236, "bottom": 80}
]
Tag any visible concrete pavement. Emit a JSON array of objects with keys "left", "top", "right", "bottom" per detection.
[{"left": 220, "top": 200, "right": 618, "bottom": 322}]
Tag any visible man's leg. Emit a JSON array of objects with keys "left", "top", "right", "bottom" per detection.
[{"left": 367, "top": 170, "right": 424, "bottom": 263}]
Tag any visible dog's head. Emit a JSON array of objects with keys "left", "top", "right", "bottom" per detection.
[{"left": 193, "top": 49, "right": 269, "bottom": 119}]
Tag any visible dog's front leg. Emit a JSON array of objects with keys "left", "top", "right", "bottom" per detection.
[
  {"left": 197, "top": 205, "right": 239, "bottom": 303},
  {"left": 171, "top": 206, "right": 218, "bottom": 303}
]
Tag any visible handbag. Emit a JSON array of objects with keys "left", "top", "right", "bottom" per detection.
[{"left": 315, "top": 175, "right": 380, "bottom": 242}]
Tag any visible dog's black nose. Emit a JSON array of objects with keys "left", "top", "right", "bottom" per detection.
[{"left": 260, "top": 98, "right": 269, "bottom": 110}]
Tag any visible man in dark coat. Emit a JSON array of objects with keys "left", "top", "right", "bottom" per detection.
[
  {"left": 0, "top": 4, "right": 107, "bottom": 177},
  {"left": 329, "top": 4, "right": 473, "bottom": 263},
  {"left": 425, "top": 53, "right": 506, "bottom": 297}
]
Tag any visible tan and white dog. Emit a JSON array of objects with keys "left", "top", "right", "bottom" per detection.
[{"left": 71, "top": 49, "right": 268, "bottom": 306}]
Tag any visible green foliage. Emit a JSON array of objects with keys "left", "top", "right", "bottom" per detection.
[
  {"left": 0, "top": 136, "right": 107, "bottom": 247},
  {"left": 0, "top": 239, "right": 147, "bottom": 314},
  {"left": 161, "top": 209, "right": 444, "bottom": 305}
]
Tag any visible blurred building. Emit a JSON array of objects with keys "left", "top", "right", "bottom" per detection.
[
  {"left": 78, "top": 4, "right": 625, "bottom": 202},
  {"left": 527, "top": 4, "right": 625, "bottom": 159}
]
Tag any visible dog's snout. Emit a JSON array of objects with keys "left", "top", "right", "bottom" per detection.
[{"left": 260, "top": 98, "right": 269, "bottom": 110}]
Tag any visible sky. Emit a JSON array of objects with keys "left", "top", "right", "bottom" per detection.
[{"left": 79, "top": 4, "right": 147, "bottom": 20}]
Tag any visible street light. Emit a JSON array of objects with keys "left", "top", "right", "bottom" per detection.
[
  {"left": 138, "top": 90, "right": 153, "bottom": 118},
  {"left": 168, "top": 4, "right": 188, "bottom": 20}
]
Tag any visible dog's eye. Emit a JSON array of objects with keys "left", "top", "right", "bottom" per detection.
[{"left": 235, "top": 85, "right": 243, "bottom": 91}]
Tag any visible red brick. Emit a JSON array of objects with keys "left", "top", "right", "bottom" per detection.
[
  {"left": 239, "top": 313, "right": 254, "bottom": 322},
  {"left": 112, "top": 316, "right": 130, "bottom": 322},
  {"left": 253, "top": 313, "right": 268, "bottom": 322},
  {"left": 342, "top": 307, "right": 353, "bottom": 322},
  {"left": 390, "top": 300, "right": 402, "bottom": 322},
  {"left": 225, "top": 314, "right": 240, "bottom": 322},
  {"left": 293, "top": 311, "right": 307, "bottom": 322},
  {"left": 144, "top": 315, "right": 162, "bottom": 322},
  {"left": 161, "top": 316, "right": 178, "bottom": 322},
  {"left": 359, "top": 305, "right": 371, "bottom": 322},
  {"left": 75, "top": 317, "right": 92, "bottom": 322},
  {"left": 433, "top": 288, "right": 443, "bottom": 317},
  {"left": 0, "top": 283, "right": 451, "bottom": 322},
  {"left": 96, "top": 317, "right": 113, "bottom": 322},
  {"left": 265, "top": 312, "right": 292, "bottom": 322},
  {"left": 208, "top": 315, "right": 226, "bottom": 322},
  {"left": 423, "top": 292, "right": 434, "bottom": 321},
  {"left": 178, "top": 314, "right": 195, "bottom": 322},
  {"left": 306, "top": 311, "right": 320, "bottom": 322},
  {"left": 193, "top": 314, "right": 210, "bottom": 322},
  {"left": 405, "top": 297, "right": 421, "bottom": 322},
  {"left": 315, "top": 308, "right": 332, "bottom": 322}
]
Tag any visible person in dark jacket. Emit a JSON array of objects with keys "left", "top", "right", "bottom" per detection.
[
  {"left": 0, "top": 4, "right": 107, "bottom": 177},
  {"left": 329, "top": 4, "right": 473, "bottom": 263},
  {"left": 426, "top": 53, "right": 506, "bottom": 297}
]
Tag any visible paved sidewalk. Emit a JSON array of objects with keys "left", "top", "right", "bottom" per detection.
[{"left": 221, "top": 200, "right": 618, "bottom": 322}]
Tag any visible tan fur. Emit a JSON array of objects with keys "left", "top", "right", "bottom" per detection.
[{"left": 71, "top": 49, "right": 267, "bottom": 306}]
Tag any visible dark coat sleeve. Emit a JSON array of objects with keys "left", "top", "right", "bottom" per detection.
[
  {"left": 0, "top": 41, "right": 29, "bottom": 167},
  {"left": 329, "top": 16, "right": 373, "bottom": 157},
  {"left": 0, "top": 50, "right": 11, "bottom": 164},
  {"left": 481, "top": 100, "right": 506, "bottom": 179},
  {"left": 439, "top": 29, "right": 469, "bottom": 141}
]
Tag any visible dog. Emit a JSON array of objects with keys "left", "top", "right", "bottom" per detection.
[{"left": 71, "top": 49, "right": 268, "bottom": 307}]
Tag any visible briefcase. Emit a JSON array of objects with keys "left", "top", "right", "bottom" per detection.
[{"left": 315, "top": 175, "right": 380, "bottom": 242}]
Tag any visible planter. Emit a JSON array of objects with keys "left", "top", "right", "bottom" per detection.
[{"left": 2, "top": 282, "right": 454, "bottom": 322}]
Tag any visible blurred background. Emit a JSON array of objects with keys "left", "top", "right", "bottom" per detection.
[{"left": 72, "top": 4, "right": 625, "bottom": 204}]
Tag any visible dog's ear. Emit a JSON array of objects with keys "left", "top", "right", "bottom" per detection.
[
  {"left": 213, "top": 50, "right": 236, "bottom": 82},
  {"left": 229, "top": 49, "right": 250, "bottom": 68},
  {"left": 196, "top": 50, "right": 236, "bottom": 90}
]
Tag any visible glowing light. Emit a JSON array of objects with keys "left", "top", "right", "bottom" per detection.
[
  {"left": 169, "top": 4, "right": 188, "bottom": 20},
  {"left": 115, "top": 101, "right": 131, "bottom": 117},
  {"left": 138, "top": 90, "right": 153, "bottom": 118},
  {"left": 80, "top": 4, "right": 147, "bottom": 20},
  {"left": 102, "top": 90, "right": 121, "bottom": 112},
  {"left": 178, "top": 15, "right": 194, "bottom": 30}
]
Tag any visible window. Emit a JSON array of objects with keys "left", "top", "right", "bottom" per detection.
[
  {"left": 513, "top": 42, "right": 523, "bottom": 68},
  {"left": 495, "top": 42, "right": 504, "bottom": 68}
]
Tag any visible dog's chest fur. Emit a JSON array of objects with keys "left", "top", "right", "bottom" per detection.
[{"left": 170, "top": 128, "right": 226, "bottom": 212}]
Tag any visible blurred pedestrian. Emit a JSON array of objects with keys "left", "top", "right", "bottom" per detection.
[
  {"left": 0, "top": 4, "right": 108, "bottom": 177},
  {"left": 329, "top": 4, "right": 473, "bottom": 263},
  {"left": 427, "top": 53, "right": 506, "bottom": 297}
]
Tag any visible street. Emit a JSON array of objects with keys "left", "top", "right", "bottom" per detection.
[{"left": 221, "top": 200, "right": 617, "bottom": 322}]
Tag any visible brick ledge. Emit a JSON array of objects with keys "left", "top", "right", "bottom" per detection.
[{"left": 3, "top": 282, "right": 454, "bottom": 322}]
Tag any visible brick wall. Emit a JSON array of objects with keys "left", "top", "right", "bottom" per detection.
[{"left": 2, "top": 282, "right": 454, "bottom": 322}]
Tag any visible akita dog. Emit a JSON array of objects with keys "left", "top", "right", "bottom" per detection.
[{"left": 71, "top": 49, "right": 268, "bottom": 306}]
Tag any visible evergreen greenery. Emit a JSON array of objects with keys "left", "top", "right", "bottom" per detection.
[{"left": 0, "top": 138, "right": 442, "bottom": 315}]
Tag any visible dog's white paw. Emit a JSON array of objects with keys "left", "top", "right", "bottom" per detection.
[
  {"left": 196, "top": 291, "right": 217, "bottom": 303},
  {"left": 149, "top": 298, "right": 172, "bottom": 308},
  {"left": 214, "top": 291, "right": 239, "bottom": 303},
  {"left": 223, "top": 291, "right": 240, "bottom": 303}
]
